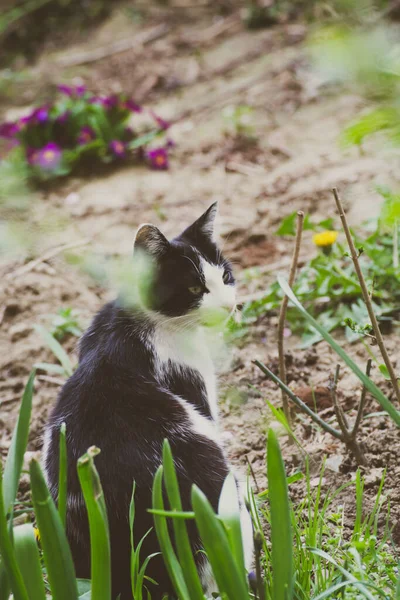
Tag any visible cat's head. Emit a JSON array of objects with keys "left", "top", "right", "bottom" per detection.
[{"left": 133, "top": 203, "right": 235, "bottom": 325}]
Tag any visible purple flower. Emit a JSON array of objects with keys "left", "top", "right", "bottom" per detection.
[
  {"left": 75, "top": 85, "right": 86, "bottom": 97},
  {"left": 147, "top": 147, "right": 169, "bottom": 170},
  {"left": 34, "top": 107, "right": 49, "bottom": 123},
  {"left": 124, "top": 99, "right": 142, "bottom": 113},
  {"left": 58, "top": 84, "right": 86, "bottom": 97},
  {"left": 20, "top": 107, "right": 49, "bottom": 126},
  {"left": 88, "top": 96, "right": 104, "bottom": 105},
  {"left": 102, "top": 95, "right": 119, "bottom": 110},
  {"left": 33, "top": 142, "right": 62, "bottom": 170},
  {"left": 58, "top": 84, "right": 74, "bottom": 96},
  {"left": 0, "top": 121, "right": 20, "bottom": 139},
  {"left": 150, "top": 110, "right": 170, "bottom": 131},
  {"left": 56, "top": 111, "right": 70, "bottom": 124},
  {"left": 77, "top": 125, "right": 96, "bottom": 145},
  {"left": 166, "top": 138, "right": 175, "bottom": 148},
  {"left": 109, "top": 140, "right": 126, "bottom": 158}
]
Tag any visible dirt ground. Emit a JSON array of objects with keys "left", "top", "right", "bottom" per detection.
[{"left": 1, "top": 3, "right": 400, "bottom": 546}]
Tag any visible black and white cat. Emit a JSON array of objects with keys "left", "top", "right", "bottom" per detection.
[{"left": 42, "top": 203, "right": 253, "bottom": 600}]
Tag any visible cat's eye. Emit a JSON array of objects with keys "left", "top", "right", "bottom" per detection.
[
  {"left": 189, "top": 286, "right": 203, "bottom": 295},
  {"left": 223, "top": 270, "right": 232, "bottom": 284}
]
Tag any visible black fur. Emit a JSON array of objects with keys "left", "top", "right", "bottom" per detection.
[{"left": 43, "top": 204, "right": 235, "bottom": 599}]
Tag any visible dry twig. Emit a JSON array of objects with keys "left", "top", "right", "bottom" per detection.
[
  {"left": 254, "top": 359, "right": 371, "bottom": 465},
  {"left": 332, "top": 188, "right": 400, "bottom": 403},
  {"left": 56, "top": 24, "right": 170, "bottom": 68},
  {"left": 278, "top": 210, "right": 304, "bottom": 426},
  {"left": 328, "top": 365, "right": 366, "bottom": 466}
]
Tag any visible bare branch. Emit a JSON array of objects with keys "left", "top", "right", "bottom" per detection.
[
  {"left": 253, "top": 360, "right": 344, "bottom": 441},
  {"left": 278, "top": 210, "right": 304, "bottom": 426},
  {"left": 332, "top": 188, "right": 400, "bottom": 404},
  {"left": 352, "top": 359, "right": 372, "bottom": 438}
]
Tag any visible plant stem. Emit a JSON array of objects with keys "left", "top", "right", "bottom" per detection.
[
  {"left": 352, "top": 359, "right": 372, "bottom": 438},
  {"left": 253, "top": 360, "right": 344, "bottom": 440},
  {"left": 278, "top": 210, "right": 304, "bottom": 427},
  {"left": 328, "top": 364, "right": 367, "bottom": 466},
  {"left": 332, "top": 188, "right": 400, "bottom": 404},
  {"left": 245, "top": 455, "right": 260, "bottom": 494},
  {"left": 394, "top": 219, "right": 399, "bottom": 270}
]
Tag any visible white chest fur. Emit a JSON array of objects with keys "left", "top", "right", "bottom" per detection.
[{"left": 153, "top": 324, "right": 219, "bottom": 421}]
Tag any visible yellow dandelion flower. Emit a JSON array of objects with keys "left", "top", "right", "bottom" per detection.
[
  {"left": 312, "top": 230, "right": 338, "bottom": 247},
  {"left": 33, "top": 527, "right": 40, "bottom": 542}
]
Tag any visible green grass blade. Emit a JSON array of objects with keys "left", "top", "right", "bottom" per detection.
[
  {"left": 267, "top": 428, "right": 293, "bottom": 600},
  {"left": 310, "top": 548, "right": 376, "bottom": 600},
  {"left": 396, "top": 564, "right": 400, "bottom": 599},
  {"left": 0, "top": 563, "right": 11, "bottom": 600},
  {"left": 191, "top": 485, "right": 249, "bottom": 600},
  {"left": 151, "top": 466, "right": 190, "bottom": 600},
  {"left": 29, "top": 458, "right": 78, "bottom": 600},
  {"left": 0, "top": 464, "right": 28, "bottom": 600},
  {"left": 34, "top": 325, "right": 73, "bottom": 376},
  {"left": 218, "top": 472, "right": 246, "bottom": 578},
  {"left": 2, "top": 371, "right": 35, "bottom": 517},
  {"left": 77, "top": 446, "right": 111, "bottom": 600},
  {"left": 58, "top": 422, "right": 67, "bottom": 529},
  {"left": 34, "top": 362, "right": 66, "bottom": 375},
  {"left": 13, "top": 524, "right": 46, "bottom": 600},
  {"left": 162, "top": 440, "right": 205, "bottom": 600},
  {"left": 278, "top": 277, "right": 400, "bottom": 426}
]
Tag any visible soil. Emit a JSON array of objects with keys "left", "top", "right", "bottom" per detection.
[{"left": 1, "top": 2, "right": 400, "bottom": 549}]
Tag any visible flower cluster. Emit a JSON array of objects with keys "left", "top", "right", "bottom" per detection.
[{"left": 0, "top": 85, "right": 173, "bottom": 181}]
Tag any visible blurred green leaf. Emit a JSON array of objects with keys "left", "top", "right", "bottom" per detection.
[
  {"left": 161, "top": 440, "right": 205, "bottom": 600},
  {"left": 77, "top": 446, "right": 111, "bottom": 600},
  {"left": 29, "top": 459, "right": 78, "bottom": 600},
  {"left": 267, "top": 429, "right": 293, "bottom": 600},
  {"left": 3, "top": 371, "right": 35, "bottom": 517}
]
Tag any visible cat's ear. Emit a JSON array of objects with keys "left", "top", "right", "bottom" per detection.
[
  {"left": 133, "top": 224, "right": 170, "bottom": 258},
  {"left": 180, "top": 202, "right": 218, "bottom": 243}
]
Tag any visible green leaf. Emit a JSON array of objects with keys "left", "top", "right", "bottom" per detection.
[
  {"left": 29, "top": 459, "right": 78, "bottom": 600},
  {"left": 0, "top": 464, "right": 28, "bottom": 600},
  {"left": 310, "top": 548, "right": 379, "bottom": 599},
  {"left": 191, "top": 485, "right": 249, "bottom": 600},
  {"left": 278, "top": 277, "right": 400, "bottom": 427},
  {"left": 151, "top": 466, "right": 190, "bottom": 600},
  {"left": 378, "top": 364, "right": 391, "bottom": 380},
  {"left": 77, "top": 580, "right": 92, "bottom": 595},
  {"left": 34, "top": 325, "right": 74, "bottom": 376},
  {"left": 34, "top": 362, "right": 66, "bottom": 375},
  {"left": 267, "top": 429, "right": 293, "bottom": 600},
  {"left": 161, "top": 440, "right": 205, "bottom": 600},
  {"left": 13, "top": 524, "right": 46, "bottom": 600},
  {"left": 77, "top": 447, "right": 111, "bottom": 600},
  {"left": 218, "top": 472, "right": 246, "bottom": 578},
  {"left": 276, "top": 212, "right": 297, "bottom": 236},
  {"left": 3, "top": 371, "right": 35, "bottom": 517},
  {"left": 58, "top": 422, "right": 67, "bottom": 529}
]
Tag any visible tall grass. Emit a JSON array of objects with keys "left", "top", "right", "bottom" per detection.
[{"left": 0, "top": 373, "right": 399, "bottom": 599}]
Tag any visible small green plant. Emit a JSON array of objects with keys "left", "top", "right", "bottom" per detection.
[
  {"left": 222, "top": 105, "right": 256, "bottom": 139},
  {"left": 50, "top": 307, "right": 82, "bottom": 341},
  {"left": 238, "top": 196, "right": 400, "bottom": 347},
  {"left": 0, "top": 85, "right": 172, "bottom": 183},
  {"left": 34, "top": 324, "right": 75, "bottom": 377}
]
